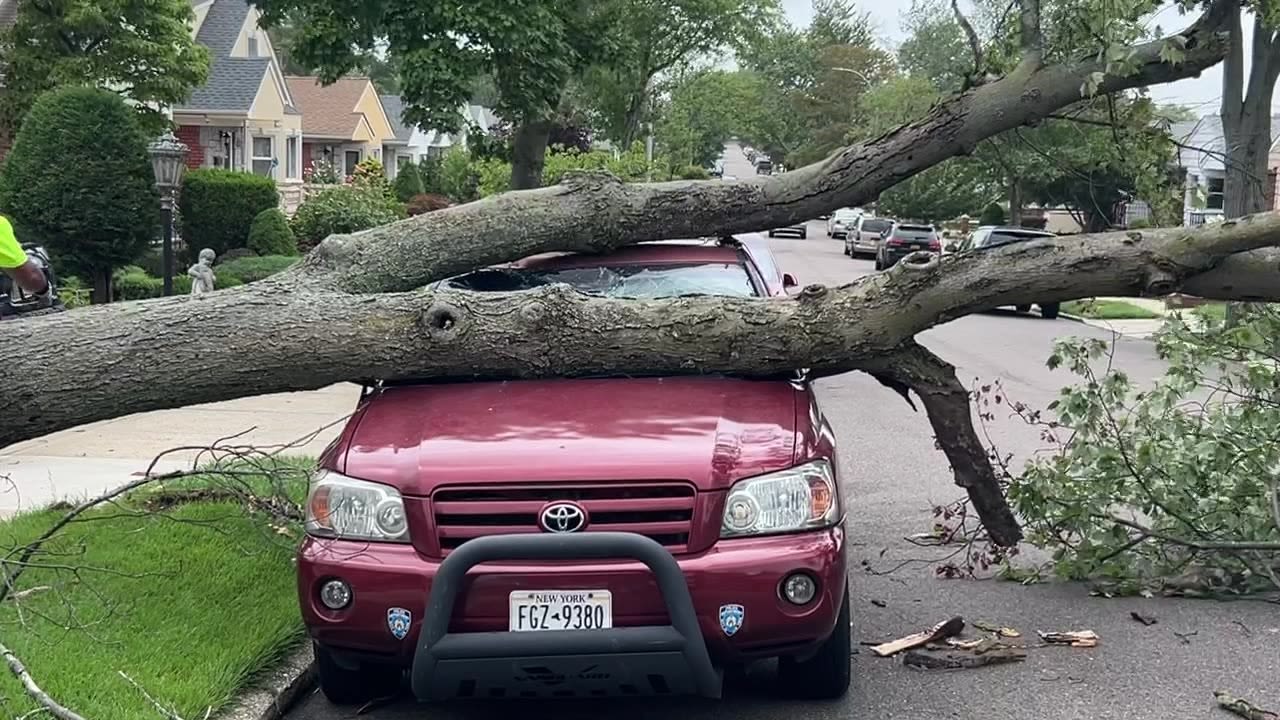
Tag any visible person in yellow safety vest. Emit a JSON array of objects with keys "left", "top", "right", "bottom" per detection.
[{"left": 0, "top": 213, "right": 52, "bottom": 298}]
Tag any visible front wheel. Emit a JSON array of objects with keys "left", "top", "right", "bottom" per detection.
[
  {"left": 778, "top": 587, "right": 851, "bottom": 699},
  {"left": 874, "top": 258, "right": 883, "bottom": 270},
  {"left": 315, "top": 643, "right": 402, "bottom": 705},
  {"left": 767, "top": 230, "right": 776, "bottom": 238},
  {"left": 1015, "top": 304, "right": 1031, "bottom": 313},
  {"left": 800, "top": 230, "right": 807, "bottom": 239},
  {"left": 1040, "top": 302, "right": 1060, "bottom": 319}
]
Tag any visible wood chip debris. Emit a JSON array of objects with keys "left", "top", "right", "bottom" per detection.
[
  {"left": 1214, "top": 690, "right": 1279, "bottom": 720},
  {"left": 1129, "top": 611, "right": 1158, "bottom": 626},
  {"left": 870, "top": 617, "right": 965, "bottom": 657},
  {"left": 972, "top": 620, "right": 1022, "bottom": 637},
  {"left": 1038, "top": 630, "right": 1099, "bottom": 648},
  {"left": 903, "top": 644, "right": 1027, "bottom": 670}
]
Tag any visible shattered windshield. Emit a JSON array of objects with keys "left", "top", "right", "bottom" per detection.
[{"left": 449, "top": 263, "right": 759, "bottom": 298}]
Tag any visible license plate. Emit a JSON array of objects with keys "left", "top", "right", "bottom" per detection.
[{"left": 509, "top": 590, "right": 613, "bottom": 632}]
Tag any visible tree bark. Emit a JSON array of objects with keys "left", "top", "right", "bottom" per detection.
[
  {"left": 510, "top": 120, "right": 553, "bottom": 190},
  {"left": 90, "top": 268, "right": 112, "bottom": 304},
  {"left": 0, "top": 4, "right": 1240, "bottom": 546},
  {"left": 1008, "top": 178, "right": 1023, "bottom": 226}
]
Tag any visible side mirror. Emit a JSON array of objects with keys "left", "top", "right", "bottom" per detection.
[{"left": 782, "top": 273, "right": 798, "bottom": 289}]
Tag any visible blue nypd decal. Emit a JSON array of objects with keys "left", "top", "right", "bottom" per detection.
[
  {"left": 387, "top": 607, "right": 412, "bottom": 640},
  {"left": 718, "top": 604, "right": 745, "bottom": 637}
]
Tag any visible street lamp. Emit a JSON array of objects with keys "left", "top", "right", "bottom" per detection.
[{"left": 147, "top": 130, "right": 190, "bottom": 296}]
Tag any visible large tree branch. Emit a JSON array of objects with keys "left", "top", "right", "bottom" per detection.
[
  {"left": 1223, "top": 0, "right": 1244, "bottom": 117},
  {"left": 1018, "top": 0, "right": 1043, "bottom": 64},
  {"left": 952, "top": 0, "right": 985, "bottom": 80},
  {"left": 864, "top": 342, "right": 1022, "bottom": 545}
]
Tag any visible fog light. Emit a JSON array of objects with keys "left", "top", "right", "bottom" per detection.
[
  {"left": 781, "top": 573, "right": 817, "bottom": 605},
  {"left": 319, "top": 579, "right": 352, "bottom": 610}
]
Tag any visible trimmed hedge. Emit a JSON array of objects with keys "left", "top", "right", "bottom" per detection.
[
  {"left": 179, "top": 169, "right": 279, "bottom": 260},
  {"left": 247, "top": 208, "right": 297, "bottom": 256},
  {"left": 112, "top": 265, "right": 247, "bottom": 300},
  {"left": 216, "top": 255, "right": 298, "bottom": 284},
  {"left": 290, "top": 184, "right": 405, "bottom": 251}
]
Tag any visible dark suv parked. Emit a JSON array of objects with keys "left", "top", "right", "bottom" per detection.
[
  {"left": 955, "top": 226, "right": 1061, "bottom": 319},
  {"left": 874, "top": 222, "right": 940, "bottom": 270}
]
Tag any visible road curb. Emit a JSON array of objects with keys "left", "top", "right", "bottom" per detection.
[{"left": 218, "top": 644, "right": 316, "bottom": 720}]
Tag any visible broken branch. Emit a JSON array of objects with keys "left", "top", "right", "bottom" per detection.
[{"left": 1, "top": 639, "right": 87, "bottom": 720}]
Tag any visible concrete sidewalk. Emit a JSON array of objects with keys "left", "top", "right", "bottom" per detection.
[
  {"left": 1065, "top": 297, "right": 1203, "bottom": 339},
  {"left": 1, "top": 383, "right": 361, "bottom": 517}
]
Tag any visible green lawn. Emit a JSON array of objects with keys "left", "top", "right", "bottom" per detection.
[
  {"left": 0, "top": 467, "right": 309, "bottom": 718},
  {"left": 1062, "top": 299, "right": 1161, "bottom": 320}
]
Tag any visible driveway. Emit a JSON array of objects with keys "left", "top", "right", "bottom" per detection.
[{"left": 285, "top": 220, "right": 1280, "bottom": 719}]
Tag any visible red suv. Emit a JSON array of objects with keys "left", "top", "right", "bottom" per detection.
[{"left": 299, "top": 236, "right": 850, "bottom": 704}]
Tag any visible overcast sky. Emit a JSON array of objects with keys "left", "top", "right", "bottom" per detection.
[{"left": 779, "top": 0, "right": 1257, "bottom": 115}]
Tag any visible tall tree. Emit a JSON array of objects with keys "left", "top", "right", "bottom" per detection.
[
  {"left": 1220, "top": 0, "right": 1280, "bottom": 217},
  {"left": 0, "top": 0, "right": 210, "bottom": 135},
  {"left": 582, "top": 0, "right": 779, "bottom": 149},
  {"left": 255, "top": 0, "right": 614, "bottom": 190}
]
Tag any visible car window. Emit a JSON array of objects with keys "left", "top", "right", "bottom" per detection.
[
  {"left": 747, "top": 246, "right": 782, "bottom": 289},
  {"left": 448, "top": 262, "right": 759, "bottom": 298},
  {"left": 833, "top": 210, "right": 860, "bottom": 221},
  {"left": 982, "top": 229, "right": 1054, "bottom": 247},
  {"left": 892, "top": 224, "right": 936, "bottom": 239},
  {"left": 860, "top": 218, "right": 891, "bottom": 233}
]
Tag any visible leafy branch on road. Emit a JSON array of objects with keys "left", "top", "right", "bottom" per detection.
[{"left": 976, "top": 308, "right": 1280, "bottom": 597}]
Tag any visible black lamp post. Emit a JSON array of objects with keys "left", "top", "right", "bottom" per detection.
[{"left": 147, "top": 130, "right": 190, "bottom": 296}]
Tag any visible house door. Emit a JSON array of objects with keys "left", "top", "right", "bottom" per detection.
[{"left": 344, "top": 150, "right": 361, "bottom": 177}]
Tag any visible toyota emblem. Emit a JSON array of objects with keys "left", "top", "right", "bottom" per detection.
[{"left": 539, "top": 502, "right": 588, "bottom": 533}]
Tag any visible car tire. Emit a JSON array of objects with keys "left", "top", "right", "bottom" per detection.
[
  {"left": 767, "top": 230, "right": 776, "bottom": 238},
  {"left": 874, "top": 258, "right": 883, "bottom": 270},
  {"left": 1040, "top": 302, "right": 1060, "bottom": 319},
  {"left": 800, "top": 230, "right": 807, "bottom": 239},
  {"left": 1015, "top": 304, "right": 1031, "bottom": 313},
  {"left": 315, "top": 643, "right": 402, "bottom": 705},
  {"left": 778, "top": 586, "right": 851, "bottom": 700}
]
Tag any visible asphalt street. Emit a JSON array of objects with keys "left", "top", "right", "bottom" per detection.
[{"left": 287, "top": 148, "right": 1280, "bottom": 720}]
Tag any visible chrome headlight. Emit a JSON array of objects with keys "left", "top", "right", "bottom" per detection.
[
  {"left": 305, "top": 470, "right": 410, "bottom": 543},
  {"left": 720, "top": 460, "right": 840, "bottom": 538}
]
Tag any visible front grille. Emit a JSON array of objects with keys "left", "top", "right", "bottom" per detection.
[{"left": 431, "top": 483, "right": 696, "bottom": 555}]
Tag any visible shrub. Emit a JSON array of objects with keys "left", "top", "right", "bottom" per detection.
[
  {"left": 304, "top": 157, "right": 342, "bottom": 184},
  {"left": 247, "top": 208, "right": 297, "bottom": 256},
  {"left": 179, "top": 169, "right": 279, "bottom": 261},
  {"left": 393, "top": 162, "right": 426, "bottom": 202},
  {"left": 406, "top": 193, "right": 453, "bottom": 216},
  {"left": 978, "top": 202, "right": 1006, "bottom": 226},
  {"left": 1126, "top": 217, "right": 1152, "bottom": 229},
  {"left": 678, "top": 165, "right": 710, "bottom": 180},
  {"left": 0, "top": 86, "right": 159, "bottom": 303},
  {"left": 438, "top": 147, "right": 479, "bottom": 202},
  {"left": 290, "top": 184, "right": 406, "bottom": 251},
  {"left": 112, "top": 264, "right": 250, "bottom": 299},
  {"left": 216, "top": 255, "right": 298, "bottom": 284},
  {"left": 418, "top": 155, "right": 446, "bottom": 196}
]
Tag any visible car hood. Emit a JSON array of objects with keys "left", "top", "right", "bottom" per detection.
[{"left": 337, "top": 377, "right": 800, "bottom": 494}]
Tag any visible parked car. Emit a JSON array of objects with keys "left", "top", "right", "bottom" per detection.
[
  {"left": 768, "top": 220, "right": 807, "bottom": 238},
  {"left": 755, "top": 160, "right": 773, "bottom": 175},
  {"left": 843, "top": 216, "right": 892, "bottom": 258},
  {"left": 824, "top": 208, "right": 862, "bottom": 239},
  {"left": 874, "top": 221, "right": 941, "bottom": 270},
  {"left": 298, "top": 237, "right": 849, "bottom": 706},
  {"left": 955, "top": 225, "right": 1061, "bottom": 318}
]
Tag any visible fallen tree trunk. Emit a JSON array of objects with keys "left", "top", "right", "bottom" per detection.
[{"left": 0, "top": 2, "right": 1250, "bottom": 548}]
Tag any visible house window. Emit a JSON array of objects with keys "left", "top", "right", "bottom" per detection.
[
  {"left": 397, "top": 154, "right": 413, "bottom": 168},
  {"left": 285, "top": 136, "right": 299, "bottom": 179},
  {"left": 252, "top": 136, "right": 274, "bottom": 177},
  {"left": 1206, "top": 176, "right": 1225, "bottom": 210},
  {"left": 426, "top": 145, "right": 446, "bottom": 159},
  {"left": 344, "top": 150, "right": 361, "bottom": 177}
]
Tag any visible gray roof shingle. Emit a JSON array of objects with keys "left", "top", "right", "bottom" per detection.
[
  {"left": 177, "top": 0, "right": 269, "bottom": 112},
  {"left": 380, "top": 95, "right": 413, "bottom": 142}
]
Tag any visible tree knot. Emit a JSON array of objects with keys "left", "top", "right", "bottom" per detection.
[
  {"left": 1123, "top": 231, "right": 1143, "bottom": 245},
  {"left": 799, "top": 283, "right": 828, "bottom": 300},
  {"left": 898, "top": 251, "right": 942, "bottom": 273},
  {"left": 420, "top": 301, "right": 463, "bottom": 339}
]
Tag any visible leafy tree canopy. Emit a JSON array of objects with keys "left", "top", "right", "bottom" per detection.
[{"left": 0, "top": 0, "right": 210, "bottom": 135}]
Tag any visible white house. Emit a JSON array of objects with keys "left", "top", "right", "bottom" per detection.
[
  {"left": 1170, "top": 114, "right": 1280, "bottom": 225},
  {"left": 380, "top": 98, "right": 497, "bottom": 169}
]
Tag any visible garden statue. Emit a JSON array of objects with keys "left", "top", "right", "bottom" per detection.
[{"left": 188, "top": 248, "right": 216, "bottom": 295}]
